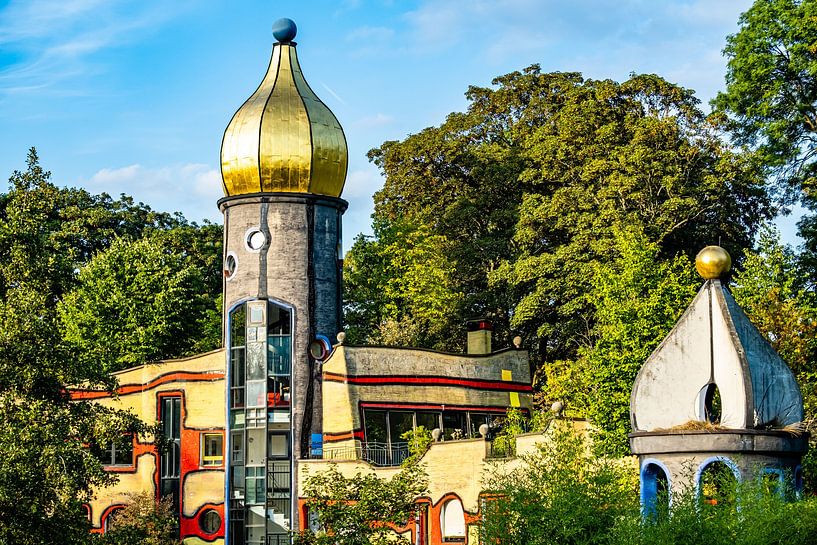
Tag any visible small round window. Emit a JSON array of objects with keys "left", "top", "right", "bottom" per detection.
[
  {"left": 199, "top": 508, "right": 221, "bottom": 534},
  {"left": 246, "top": 229, "right": 266, "bottom": 251},
  {"left": 224, "top": 253, "right": 237, "bottom": 280}
]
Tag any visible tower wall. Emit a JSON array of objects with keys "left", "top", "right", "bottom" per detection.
[{"left": 220, "top": 193, "right": 346, "bottom": 457}]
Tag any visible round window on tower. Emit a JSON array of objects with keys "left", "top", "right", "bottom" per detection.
[
  {"left": 199, "top": 508, "right": 221, "bottom": 535},
  {"left": 224, "top": 252, "right": 238, "bottom": 280},
  {"left": 245, "top": 228, "right": 267, "bottom": 252}
]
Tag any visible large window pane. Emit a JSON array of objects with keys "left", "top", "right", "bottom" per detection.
[
  {"left": 267, "top": 304, "right": 291, "bottom": 335},
  {"left": 416, "top": 412, "right": 440, "bottom": 432},
  {"left": 364, "top": 410, "right": 387, "bottom": 443},
  {"left": 442, "top": 412, "right": 466, "bottom": 441},
  {"left": 389, "top": 411, "right": 414, "bottom": 443}
]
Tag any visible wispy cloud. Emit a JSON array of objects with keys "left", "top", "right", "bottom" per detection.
[
  {"left": 80, "top": 163, "right": 222, "bottom": 222},
  {"left": 354, "top": 113, "right": 394, "bottom": 128},
  {"left": 320, "top": 82, "right": 347, "bottom": 105},
  {"left": 0, "top": 0, "right": 189, "bottom": 96}
]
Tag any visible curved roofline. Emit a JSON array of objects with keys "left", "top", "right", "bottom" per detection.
[
  {"left": 334, "top": 343, "right": 526, "bottom": 359},
  {"left": 109, "top": 347, "right": 226, "bottom": 376}
]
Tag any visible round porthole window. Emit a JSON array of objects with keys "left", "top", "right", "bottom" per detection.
[
  {"left": 224, "top": 253, "right": 237, "bottom": 280},
  {"left": 246, "top": 229, "right": 267, "bottom": 251},
  {"left": 199, "top": 508, "right": 221, "bottom": 534}
]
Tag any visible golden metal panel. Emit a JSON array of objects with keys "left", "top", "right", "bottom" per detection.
[
  {"left": 260, "top": 45, "right": 311, "bottom": 193},
  {"left": 290, "top": 47, "right": 348, "bottom": 196},
  {"left": 221, "top": 46, "right": 282, "bottom": 196},
  {"left": 220, "top": 40, "right": 347, "bottom": 198}
]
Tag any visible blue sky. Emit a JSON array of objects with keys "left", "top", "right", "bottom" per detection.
[{"left": 1, "top": 0, "right": 798, "bottom": 249}]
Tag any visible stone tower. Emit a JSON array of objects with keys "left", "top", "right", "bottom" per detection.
[
  {"left": 630, "top": 246, "right": 807, "bottom": 515},
  {"left": 218, "top": 18, "right": 347, "bottom": 544}
]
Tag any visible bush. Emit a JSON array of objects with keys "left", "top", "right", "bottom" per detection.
[
  {"left": 98, "top": 493, "right": 178, "bottom": 545},
  {"left": 481, "top": 422, "right": 638, "bottom": 545},
  {"left": 611, "top": 476, "right": 817, "bottom": 545}
]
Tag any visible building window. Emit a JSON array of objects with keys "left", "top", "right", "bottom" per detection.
[
  {"left": 201, "top": 433, "right": 224, "bottom": 467},
  {"left": 199, "top": 508, "right": 222, "bottom": 535},
  {"left": 93, "top": 435, "right": 133, "bottom": 466},
  {"left": 440, "top": 498, "right": 465, "bottom": 542},
  {"left": 224, "top": 253, "right": 238, "bottom": 280}
]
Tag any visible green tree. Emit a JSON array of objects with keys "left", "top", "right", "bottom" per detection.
[
  {"left": 481, "top": 422, "right": 637, "bottom": 545},
  {"left": 547, "top": 228, "right": 698, "bottom": 456},
  {"left": 344, "top": 219, "right": 463, "bottom": 350},
  {"left": 99, "top": 493, "right": 178, "bottom": 545},
  {"left": 356, "top": 68, "right": 770, "bottom": 368},
  {"left": 713, "top": 0, "right": 817, "bottom": 195},
  {"left": 59, "top": 235, "right": 221, "bottom": 373},
  {"left": 730, "top": 225, "right": 817, "bottom": 492},
  {"left": 294, "top": 462, "right": 428, "bottom": 545},
  {"left": 0, "top": 151, "right": 153, "bottom": 544}
]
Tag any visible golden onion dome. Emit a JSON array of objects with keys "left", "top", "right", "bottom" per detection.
[
  {"left": 220, "top": 19, "right": 348, "bottom": 198},
  {"left": 695, "top": 245, "right": 732, "bottom": 280}
]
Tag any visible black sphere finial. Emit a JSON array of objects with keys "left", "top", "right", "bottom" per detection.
[{"left": 272, "top": 18, "right": 297, "bottom": 43}]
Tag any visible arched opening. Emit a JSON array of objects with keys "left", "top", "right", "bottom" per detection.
[
  {"left": 696, "top": 383, "right": 722, "bottom": 424},
  {"left": 640, "top": 461, "right": 670, "bottom": 518},
  {"left": 440, "top": 498, "right": 465, "bottom": 542},
  {"left": 103, "top": 506, "right": 125, "bottom": 533},
  {"left": 697, "top": 459, "right": 739, "bottom": 508}
]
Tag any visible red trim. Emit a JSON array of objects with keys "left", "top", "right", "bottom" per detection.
[
  {"left": 69, "top": 371, "right": 224, "bottom": 400},
  {"left": 360, "top": 402, "right": 516, "bottom": 413},
  {"left": 180, "top": 502, "right": 225, "bottom": 541},
  {"left": 323, "top": 372, "right": 531, "bottom": 392},
  {"left": 99, "top": 503, "right": 127, "bottom": 534},
  {"left": 323, "top": 430, "right": 364, "bottom": 443}
]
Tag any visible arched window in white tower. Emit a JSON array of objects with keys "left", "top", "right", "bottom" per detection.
[{"left": 440, "top": 498, "right": 465, "bottom": 542}]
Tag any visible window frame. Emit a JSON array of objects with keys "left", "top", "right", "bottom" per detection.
[{"left": 200, "top": 432, "right": 224, "bottom": 468}]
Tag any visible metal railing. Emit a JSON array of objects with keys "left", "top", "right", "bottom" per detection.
[{"left": 314, "top": 442, "right": 410, "bottom": 467}]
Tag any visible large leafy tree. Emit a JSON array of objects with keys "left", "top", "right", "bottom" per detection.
[
  {"left": 343, "top": 219, "right": 463, "bottom": 350},
  {"left": 59, "top": 234, "right": 221, "bottom": 373},
  {"left": 545, "top": 228, "right": 698, "bottom": 456},
  {"left": 713, "top": 0, "right": 817, "bottom": 195},
  {"left": 353, "top": 68, "right": 770, "bottom": 369},
  {"left": 0, "top": 150, "right": 154, "bottom": 544},
  {"left": 730, "top": 226, "right": 817, "bottom": 492}
]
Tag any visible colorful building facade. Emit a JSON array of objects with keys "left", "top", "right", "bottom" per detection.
[{"left": 76, "top": 18, "right": 534, "bottom": 545}]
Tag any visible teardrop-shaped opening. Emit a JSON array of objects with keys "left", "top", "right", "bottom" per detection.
[{"left": 697, "top": 383, "right": 722, "bottom": 424}]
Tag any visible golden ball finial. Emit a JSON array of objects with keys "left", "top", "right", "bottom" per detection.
[{"left": 695, "top": 245, "right": 731, "bottom": 280}]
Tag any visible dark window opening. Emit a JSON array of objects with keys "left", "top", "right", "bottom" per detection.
[
  {"left": 699, "top": 383, "right": 722, "bottom": 424},
  {"left": 160, "top": 396, "right": 181, "bottom": 517},
  {"left": 93, "top": 435, "right": 133, "bottom": 466}
]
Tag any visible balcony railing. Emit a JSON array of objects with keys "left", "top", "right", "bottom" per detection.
[{"left": 312, "top": 442, "right": 410, "bottom": 467}]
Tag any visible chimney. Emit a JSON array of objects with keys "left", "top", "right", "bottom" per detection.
[{"left": 466, "top": 319, "right": 493, "bottom": 355}]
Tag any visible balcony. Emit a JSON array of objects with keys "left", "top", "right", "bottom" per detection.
[{"left": 311, "top": 441, "right": 410, "bottom": 467}]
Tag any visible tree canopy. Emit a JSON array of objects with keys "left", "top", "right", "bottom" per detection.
[
  {"left": 59, "top": 234, "right": 221, "bottom": 373},
  {"left": 349, "top": 68, "right": 771, "bottom": 365},
  {"left": 713, "top": 0, "right": 817, "bottom": 197},
  {"left": 0, "top": 150, "right": 160, "bottom": 544}
]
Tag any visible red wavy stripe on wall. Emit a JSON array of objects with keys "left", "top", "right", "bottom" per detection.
[
  {"left": 360, "top": 402, "right": 519, "bottom": 413},
  {"left": 323, "top": 430, "right": 364, "bottom": 443},
  {"left": 69, "top": 371, "right": 224, "bottom": 400},
  {"left": 323, "top": 372, "right": 532, "bottom": 392}
]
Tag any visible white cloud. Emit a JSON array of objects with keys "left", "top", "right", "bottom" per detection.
[
  {"left": 353, "top": 113, "right": 395, "bottom": 128},
  {"left": 345, "top": 25, "right": 395, "bottom": 43},
  {"left": 0, "top": 1, "right": 188, "bottom": 96},
  {"left": 80, "top": 163, "right": 223, "bottom": 222}
]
